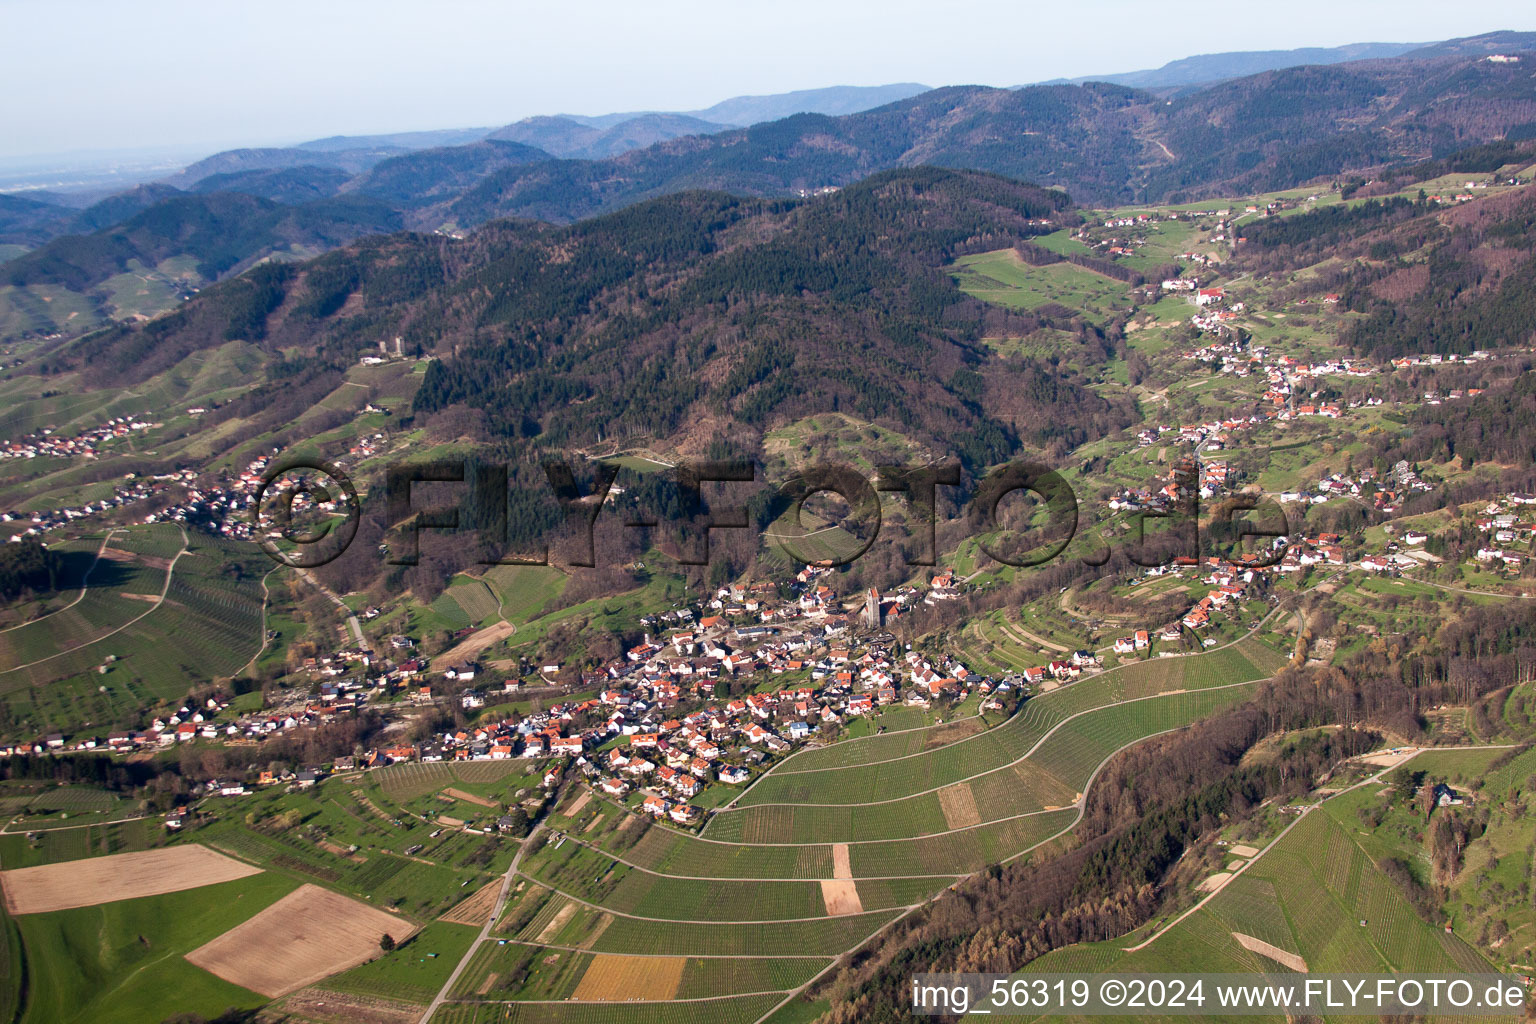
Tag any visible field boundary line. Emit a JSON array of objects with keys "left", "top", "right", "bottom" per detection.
[
  {"left": 744, "top": 702, "right": 1255, "bottom": 1024},
  {"left": 710, "top": 677, "right": 1263, "bottom": 816},
  {"left": 1118, "top": 741, "right": 1518, "bottom": 953},
  {"left": 488, "top": 937, "right": 836, "bottom": 960},
  {"left": 418, "top": 819, "right": 537, "bottom": 1023},
  {"left": 0, "top": 525, "right": 189, "bottom": 673},
  {"left": 445, "top": 991, "right": 798, "bottom": 1005},
  {"left": 0, "top": 529, "right": 119, "bottom": 635},
  {"left": 540, "top": 823, "right": 965, "bottom": 881},
  {"left": 512, "top": 864, "right": 926, "bottom": 925},
  {"left": 756, "top": 602, "right": 1289, "bottom": 784},
  {"left": 238, "top": 564, "right": 281, "bottom": 676},
  {"left": 589, "top": 789, "right": 1072, "bottom": 848}
]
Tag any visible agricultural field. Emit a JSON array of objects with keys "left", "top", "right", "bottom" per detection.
[
  {"left": 0, "top": 843, "right": 260, "bottom": 914},
  {"left": 729, "top": 639, "right": 1281, "bottom": 810},
  {"left": 0, "top": 524, "right": 266, "bottom": 736},
  {"left": 427, "top": 995, "right": 784, "bottom": 1024},
  {"left": 1028, "top": 808, "right": 1494, "bottom": 983},
  {"left": 7, "top": 158, "right": 1526, "bottom": 1024},
  {"left": 186, "top": 882, "right": 417, "bottom": 997},
  {"left": 428, "top": 627, "right": 1298, "bottom": 1010},
  {"left": 10, "top": 870, "right": 296, "bottom": 1024},
  {"left": 708, "top": 683, "right": 1258, "bottom": 844},
  {"left": 951, "top": 249, "right": 1134, "bottom": 324}
]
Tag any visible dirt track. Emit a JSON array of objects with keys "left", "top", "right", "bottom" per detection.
[{"left": 431, "top": 620, "right": 517, "bottom": 669}]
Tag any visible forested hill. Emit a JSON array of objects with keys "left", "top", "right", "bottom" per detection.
[
  {"left": 3, "top": 192, "right": 405, "bottom": 292},
  {"left": 7, "top": 48, "right": 1536, "bottom": 306},
  {"left": 1228, "top": 171, "right": 1536, "bottom": 360},
  {"left": 440, "top": 50, "right": 1536, "bottom": 223},
  {"left": 46, "top": 168, "right": 1135, "bottom": 468}
]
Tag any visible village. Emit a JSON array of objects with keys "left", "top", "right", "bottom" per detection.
[{"left": 0, "top": 562, "right": 1044, "bottom": 830}]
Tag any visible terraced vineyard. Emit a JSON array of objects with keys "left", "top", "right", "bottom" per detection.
[
  {"left": 417, "top": 636, "right": 1290, "bottom": 1023},
  {"left": 427, "top": 996, "right": 785, "bottom": 1024}
]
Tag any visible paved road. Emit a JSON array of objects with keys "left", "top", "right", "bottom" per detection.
[
  {"left": 418, "top": 824, "right": 541, "bottom": 1023},
  {"left": 297, "top": 568, "right": 367, "bottom": 648}
]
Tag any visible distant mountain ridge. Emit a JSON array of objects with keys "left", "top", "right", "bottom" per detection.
[
  {"left": 1033, "top": 32, "right": 1536, "bottom": 92},
  {"left": 1041, "top": 42, "right": 1427, "bottom": 90},
  {"left": 6, "top": 33, "right": 1536, "bottom": 337},
  {"left": 485, "top": 114, "right": 733, "bottom": 159}
]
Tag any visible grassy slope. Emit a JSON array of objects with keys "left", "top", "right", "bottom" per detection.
[{"left": 14, "top": 871, "right": 296, "bottom": 1024}]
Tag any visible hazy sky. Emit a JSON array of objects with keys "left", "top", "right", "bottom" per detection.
[{"left": 3, "top": 0, "right": 1532, "bottom": 162}]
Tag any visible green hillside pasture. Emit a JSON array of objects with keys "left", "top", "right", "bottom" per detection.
[
  {"left": 521, "top": 838, "right": 828, "bottom": 920},
  {"left": 0, "top": 537, "right": 265, "bottom": 734},
  {"left": 523, "top": 836, "right": 944, "bottom": 919},
  {"left": 1481, "top": 745, "right": 1536, "bottom": 801},
  {"left": 446, "top": 576, "right": 503, "bottom": 625},
  {"left": 0, "top": 376, "right": 129, "bottom": 441},
  {"left": 569, "top": 799, "right": 1075, "bottom": 878},
  {"left": 844, "top": 807, "right": 1078, "bottom": 875},
  {"left": 590, "top": 815, "right": 835, "bottom": 879},
  {"left": 0, "top": 902, "right": 18, "bottom": 1024},
  {"left": 454, "top": 941, "right": 593, "bottom": 1000},
  {"left": 1025, "top": 810, "right": 1492, "bottom": 983},
  {"left": 0, "top": 529, "right": 177, "bottom": 673},
  {"left": 98, "top": 261, "right": 184, "bottom": 321},
  {"left": 2, "top": 782, "right": 117, "bottom": 815},
  {"left": 951, "top": 249, "right": 1133, "bottom": 324},
  {"left": 428, "top": 591, "right": 473, "bottom": 631},
  {"left": 0, "top": 783, "right": 135, "bottom": 831},
  {"left": 710, "top": 685, "right": 1256, "bottom": 844},
  {"left": 427, "top": 994, "right": 783, "bottom": 1024},
  {"left": 674, "top": 956, "right": 829, "bottom": 999},
  {"left": 0, "top": 344, "right": 261, "bottom": 459},
  {"left": 346, "top": 360, "right": 426, "bottom": 407},
  {"left": 483, "top": 565, "right": 567, "bottom": 624},
  {"left": 1407, "top": 746, "right": 1509, "bottom": 786},
  {"left": 1023, "top": 684, "right": 1259, "bottom": 791},
  {"left": 375, "top": 759, "right": 528, "bottom": 802},
  {"left": 586, "top": 910, "right": 900, "bottom": 956},
  {"left": 736, "top": 641, "right": 1277, "bottom": 807},
  {"left": 0, "top": 818, "right": 157, "bottom": 869},
  {"left": 314, "top": 920, "right": 480, "bottom": 1006},
  {"left": 0, "top": 283, "right": 101, "bottom": 341},
  {"left": 13, "top": 871, "right": 296, "bottom": 1024},
  {"left": 193, "top": 809, "right": 496, "bottom": 920},
  {"left": 296, "top": 378, "right": 372, "bottom": 428}
]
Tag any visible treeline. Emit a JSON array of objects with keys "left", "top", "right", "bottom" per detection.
[
  {"left": 1394, "top": 138, "right": 1536, "bottom": 180},
  {"left": 812, "top": 587, "right": 1536, "bottom": 1020},
  {"left": 1013, "top": 240, "right": 1145, "bottom": 285},
  {"left": 1373, "top": 369, "right": 1536, "bottom": 470},
  {"left": 411, "top": 169, "right": 1127, "bottom": 472},
  {"left": 1236, "top": 195, "right": 1426, "bottom": 257},
  {"left": 1340, "top": 195, "right": 1536, "bottom": 359},
  {"left": 815, "top": 681, "right": 1381, "bottom": 1023},
  {"left": 0, "top": 538, "right": 65, "bottom": 603},
  {"left": 0, "top": 753, "right": 160, "bottom": 791},
  {"left": 4, "top": 191, "right": 403, "bottom": 292}
]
